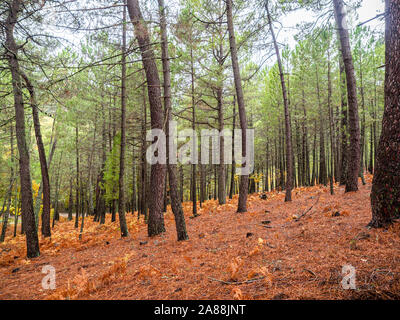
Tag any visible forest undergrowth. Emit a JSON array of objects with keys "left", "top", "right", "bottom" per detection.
[{"left": 1, "top": 174, "right": 400, "bottom": 300}]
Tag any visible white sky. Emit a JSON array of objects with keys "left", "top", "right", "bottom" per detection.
[{"left": 278, "top": 0, "right": 385, "bottom": 49}]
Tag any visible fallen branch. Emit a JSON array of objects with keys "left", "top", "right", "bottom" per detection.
[
  {"left": 303, "top": 268, "right": 317, "bottom": 278},
  {"left": 295, "top": 194, "right": 321, "bottom": 222},
  {"left": 208, "top": 276, "right": 265, "bottom": 285}
]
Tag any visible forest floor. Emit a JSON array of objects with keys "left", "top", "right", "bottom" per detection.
[{"left": 1, "top": 174, "right": 400, "bottom": 300}]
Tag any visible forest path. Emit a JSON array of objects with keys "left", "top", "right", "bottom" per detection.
[{"left": 1, "top": 175, "right": 400, "bottom": 300}]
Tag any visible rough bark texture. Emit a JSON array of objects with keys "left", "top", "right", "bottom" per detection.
[
  {"left": 118, "top": 0, "right": 130, "bottom": 238},
  {"left": 190, "top": 46, "right": 198, "bottom": 217},
  {"left": 127, "top": 0, "right": 166, "bottom": 236},
  {"left": 68, "top": 178, "right": 73, "bottom": 221},
  {"left": 229, "top": 95, "right": 236, "bottom": 199},
  {"left": 74, "top": 124, "right": 80, "bottom": 228},
  {"left": 5, "top": 0, "right": 40, "bottom": 258},
  {"left": 339, "top": 57, "right": 348, "bottom": 185},
  {"left": 315, "top": 66, "right": 327, "bottom": 186},
  {"left": 333, "top": 0, "right": 361, "bottom": 192},
  {"left": 217, "top": 87, "right": 226, "bottom": 205},
  {"left": 266, "top": 0, "right": 293, "bottom": 201},
  {"left": 226, "top": 0, "right": 249, "bottom": 212},
  {"left": 97, "top": 102, "right": 107, "bottom": 225},
  {"left": 158, "top": 0, "right": 188, "bottom": 241},
  {"left": 0, "top": 126, "right": 15, "bottom": 243},
  {"left": 369, "top": 0, "right": 400, "bottom": 227},
  {"left": 21, "top": 73, "right": 51, "bottom": 237}
]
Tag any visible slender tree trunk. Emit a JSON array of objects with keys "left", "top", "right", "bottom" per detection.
[
  {"left": 180, "top": 165, "right": 184, "bottom": 203},
  {"left": 217, "top": 86, "right": 226, "bottom": 204},
  {"left": 302, "top": 88, "right": 310, "bottom": 186},
  {"left": 229, "top": 95, "right": 236, "bottom": 199},
  {"left": 127, "top": 0, "right": 166, "bottom": 236},
  {"left": 189, "top": 45, "right": 198, "bottom": 217},
  {"left": 79, "top": 176, "right": 85, "bottom": 240},
  {"left": 68, "top": 177, "right": 73, "bottom": 221},
  {"left": 339, "top": 57, "right": 348, "bottom": 185},
  {"left": 369, "top": 0, "right": 400, "bottom": 227},
  {"left": 20, "top": 73, "right": 51, "bottom": 237},
  {"left": 74, "top": 123, "right": 80, "bottom": 228},
  {"left": 98, "top": 102, "right": 107, "bottom": 225},
  {"left": 117, "top": 0, "right": 130, "bottom": 237},
  {"left": 5, "top": 0, "right": 40, "bottom": 258},
  {"left": 0, "top": 125, "right": 15, "bottom": 243},
  {"left": 315, "top": 65, "right": 327, "bottom": 186},
  {"left": 140, "top": 78, "right": 148, "bottom": 219},
  {"left": 13, "top": 197, "right": 19, "bottom": 237},
  {"left": 333, "top": 0, "right": 361, "bottom": 192},
  {"left": 359, "top": 53, "right": 366, "bottom": 185},
  {"left": 132, "top": 141, "right": 137, "bottom": 213},
  {"left": 158, "top": 0, "right": 188, "bottom": 240},
  {"left": 227, "top": 0, "right": 249, "bottom": 212},
  {"left": 266, "top": 1, "right": 293, "bottom": 201},
  {"left": 328, "top": 51, "right": 335, "bottom": 195},
  {"left": 52, "top": 158, "right": 61, "bottom": 228},
  {"left": 86, "top": 109, "right": 97, "bottom": 219}
]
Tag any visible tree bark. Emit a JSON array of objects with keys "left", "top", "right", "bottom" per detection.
[
  {"left": 158, "top": 0, "right": 188, "bottom": 241},
  {"left": 118, "top": 0, "right": 130, "bottom": 237},
  {"left": 5, "top": 0, "right": 40, "bottom": 258},
  {"left": 226, "top": 0, "right": 249, "bottom": 212},
  {"left": 132, "top": 141, "right": 137, "bottom": 213},
  {"left": 339, "top": 56, "right": 348, "bottom": 185},
  {"left": 74, "top": 123, "right": 80, "bottom": 228},
  {"left": 266, "top": 0, "right": 293, "bottom": 201},
  {"left": 333, "top": 0, "right": 361, "bottom": 192},
  {"left": 127, "top": 0, "right": 166, "bottom": 236},
  {"left": 20, "top": 72, "right": 51, "bottom": 237},
  {"left": 315, "top": 65, "right": 327, "bottom": 186},
  {"left": 369, "top": 0, "right": 400, "bottom": 227},
  {"left": 229, "top": 95, "right": 236, "bottom": 199},
  {"left": 0, "top": 125, "right": 15, "bottom": 243},
  {"left": 190, "top": 46, "right": 198, "bottom": 217}
]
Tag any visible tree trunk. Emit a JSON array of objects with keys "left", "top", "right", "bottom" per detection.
[
  {"left": 68, "top": 177, "right": 73, "bottom": 221},
  {"left": 132, "top": 141, "right": 137, "bottom": 213},
  {"left": 369, "top": 0, "right": 400, "bottom": 227},
  {"left": 127, "top": 0, "right": 166, "bottom": 236},
  {"left": 0, "top": 125, "right": 15, "bottom": 243},
  {"left": 140, "top": 78, "right": 148, "bottom": 219},
  {"left": 328, "top": 50, "right": 335, "bottom": 194},
  {"left": 333, "top": 0, "right": 361, "bottom": 192},
  {"left": 266, "top": 0, "right": 293, "bottom": 201},
  {"left": 359, "top": 53, "right": 366, "bottom": 185},
  {"left": 74, "top": 123, "right": 80, "bottom": 228},
  {"left": 5, "top": 0, "right": 40, "bottom": 258},
  {"left": 98, "top": 102, "right": 107, "bottom": 225},
  {"left": 118, "top": 0, "right": 130, "bottom": 237},
  {"left": 190, "top": 46, "right": 198, "bottom": 217},
  {"left": 158, "top": 0, "right": 188, "bottom": 241},
  {"left": 226, "top": 0, "right": 249, "bottom": 212},
  {"left": 229, "top": 95, "right": 236, "bottom": 199},
  {"left": 20, "top": 72, "right": 51, "bottom": 237},
  {"left": 315, "top": 65, "right": 327, "bottom": 186},
  {"left": 339, "top": 57, "right": 348, "bottom": 185}
]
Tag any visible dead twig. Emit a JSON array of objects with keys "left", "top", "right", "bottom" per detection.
[
  {"left": 303, "top": 268, "right": 317, "bottom": 279},
  {"left": 295, "top": 194, "right": 321, "bottom": 222},
  {"left": 207, "top": 276, "right": 265, "bottom": 285}
]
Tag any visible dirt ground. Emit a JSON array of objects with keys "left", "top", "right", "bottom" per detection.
[{"left": 1, "top": 175, "right": 400, "bottom": 300}]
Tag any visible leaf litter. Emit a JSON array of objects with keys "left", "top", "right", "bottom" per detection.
[{"left": 1, "top": 174, "right": 400, "bottom": 300}]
